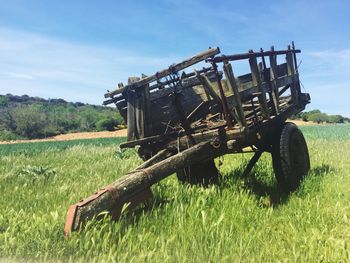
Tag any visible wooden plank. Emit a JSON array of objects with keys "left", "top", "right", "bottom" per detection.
[
  {"left": 259, "top": 49, "right": 278, "bottom": 117},
  {"left": 148, "top": 86, "right": 207, "bottom": 135},
  {"left": 105, "top": 47, "right": 220, "bottom": 98},
  {"left": 286, "top": 46, "right": 298, "bottom": 103},
  {"left": 195, "top": 71, "right": 223, "bottom": 105},
  {"left": 248, "top": 53, "right": 270, "bottom": 119},
  {"left": 268, "top": 46, "right": 280, "bottom": 114},
  {"left": 148, "top": 71, "right": 218, "bottom": 101},
  {"left": 209, "top": 48, "right": 301, "bottom": 63},
  {"left": 223, "top": 61, "right": 247, "bottom": 128},
  {"left": 126, "top": 77, "right": 139, "bottom": 140},
  {"left": 186, "top": 101, "right": 207, "bottom": 122},
  {"left": 237, "top": 63, "right": 287, "bottom": 88}
]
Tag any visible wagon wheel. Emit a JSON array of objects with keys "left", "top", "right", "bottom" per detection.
[
  {"left": 272, "top": 122, "right": 310, "bottom": 191},
  {"left": 177, "top": 159, "right": 219, "bottom": 186}
]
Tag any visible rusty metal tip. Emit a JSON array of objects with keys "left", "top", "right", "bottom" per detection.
[{"left": 64, "top": 204, "right": 78, "bottom": 238}]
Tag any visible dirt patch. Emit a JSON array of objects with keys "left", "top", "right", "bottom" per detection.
[
  {"left": 0, "top": 120, "right": 323, "bottom": 145},
  {"left": 0, "top": 129, "right": 127, "bottom": 145},
  {"left": 288, "top": 120, "right": 318, "bottom": 126}
]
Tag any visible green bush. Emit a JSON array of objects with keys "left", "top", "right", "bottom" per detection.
[
  {"left": 308, "top": 112, "right": 328, "bottom": 123},
  {"left": 0, "top": 96, "right": 9, "bottom": 107},
  {"left": 96, "top": 118, "right": 119, "bottom": 131},
  {"left": 0, "top": 130, "right": 24, "bottom": 141}
]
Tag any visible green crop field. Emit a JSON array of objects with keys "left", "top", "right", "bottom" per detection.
[{"left": 1, "top": 124, "right": 350, "bottom": 262}]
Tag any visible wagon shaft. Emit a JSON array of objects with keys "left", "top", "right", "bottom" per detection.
[{"left": 64, "top": 140, "right": 232, "bottom": 236}]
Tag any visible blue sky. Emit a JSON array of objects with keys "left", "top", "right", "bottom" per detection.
[{"left": 0, "top": 0, "right": 349, "bottom": 116}]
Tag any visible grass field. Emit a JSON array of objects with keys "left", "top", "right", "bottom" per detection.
[{"left": 1, "top": 124, "right": 350, "bottom": 262}]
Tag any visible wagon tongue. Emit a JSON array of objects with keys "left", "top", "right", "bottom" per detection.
[{"left": 64, "top": 141, "right": 220, "bottom": 237}]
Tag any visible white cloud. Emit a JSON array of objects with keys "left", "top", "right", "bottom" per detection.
[
  {"left": 0, "top": 28, "right": 181, "bottom": 104},
  {"left": 299, "top": 49, "right": 350, "bottom": 116},
  {"left": 307, "top": 49, "right": 350, "bottom": 61},
  {"left": 1, "top": 72, "right": 34, "bottom": 80}
]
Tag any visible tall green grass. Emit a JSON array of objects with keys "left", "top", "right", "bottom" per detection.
[{"left": 0, "top": 125, "right": 350, "bottom": 262}]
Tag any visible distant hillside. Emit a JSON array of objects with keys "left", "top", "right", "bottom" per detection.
[{"left": 0, "top": 94, "right": 123, "bottom": 141}]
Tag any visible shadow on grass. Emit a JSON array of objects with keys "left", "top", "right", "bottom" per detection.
[
  {"left": 119, "top": 163, "right": 334, "bottom": 227},
  {"left": 219, "top": 163, "right": 333, "bottom": 207},
  {"left": 296, "top": 163, "right": 334, "bottom": 196},
  {"left": 81, "top": 164, "right": 333, "bottom": 240}
]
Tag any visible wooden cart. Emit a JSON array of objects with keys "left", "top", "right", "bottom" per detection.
[{"left": 64, "top": 42, "right": 311, "bottom": 236}]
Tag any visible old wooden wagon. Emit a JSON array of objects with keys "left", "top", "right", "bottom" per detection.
[{"left": 64, "top": 42, "right": 310, "bottom": 236}]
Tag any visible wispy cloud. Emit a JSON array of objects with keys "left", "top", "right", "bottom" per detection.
[
  {"left": 298, "top": 49, "right": 350, "bottom": 116},
  {"left": 307, "top": 49, "right": 350, "bottom": 60},
  {"left": 1, "top": 72, "right": 34, "bottom": 80},
  {"left": 302, "top": 49, "right": 350, "bottom": 78},
  {"left": 0, "top": 28, "right": 181, "bottom": 104}
]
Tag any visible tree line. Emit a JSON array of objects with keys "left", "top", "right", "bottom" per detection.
[
  {"left": 293, "top": 109, "right": 349, "bottom": 124},
  {"left": 1, "top": 94, "right": 348, "bottom": 141},
  {"left": 0, "top": 94, "right": 124, "bottom": 140}
]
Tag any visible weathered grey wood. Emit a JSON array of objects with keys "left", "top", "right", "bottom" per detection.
[
  {"left": 120, "top": 133, "right": 169, "bottom": 149},
  {"left": 149, "top": 88, "right": 206, "bottom": 135},
  {"left": 258, "top": 48, "right": 278, "bottom": 117},
  {"left": 70, "top": 141, "right": 225, "bottom": 232},
  {"left": 105, "top": 47, "right": 220, "bottom": 98},
  {"left": 172, "top": 89, "right": 196, "bottom": 145},
  {"left": 269, "top": 46, "right": 280, "bottom": 114},
  {"left": 223, "top": 61, "right": 247, "bottom": 128},
  {"left": 103, "top": 67, "right": 217, "bottom": 106},
  {"left": 237, "top": 63, "right": 288, "bottom": 90},
  {"left": 135, "top": 148, "right": 177, "bottom": 170},
  {"left": 195, "top": 71, "right": 222, "bottom": 105},
  {"left": 248, "top": 54, "right": 270, "bottom": 119},
  {"left": 209, "top": 49, "right": 301, "bottom": 63},
  {"left": 147, "top": 70, "right": 220, "bottom": 103},
  {"left": 278, "top": 84, "right": 291, "bottom": 96},
  {"left": 186, "top": 101, "right": 206, "bottom": 121},
  {"left": 286, "top": 46, "right": 298, "bottom": 104},
  {"left": 223, "top": 74, "right": 294, "bottom": 107},
  {"left": 127, "top": 77, "right": 151, "bottom": 140}
]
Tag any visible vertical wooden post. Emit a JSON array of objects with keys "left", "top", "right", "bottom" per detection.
[
  {"left": 286, "top": 45, "right": 298, "bottom": 103},
  {"left": 126, "top": 77, "right": 152, "bottom": 141},
  {"left": 268, "top": 46, "right": 280, "bottom": 115},
  {"left": 260, "top": 48, "right": 279, "bottom": 116},
  {"left": 292, "top": 41, "right": 302, "bottom": 95},
  {"left": 223, "top": 61, "right": 247, "bottom": 129},
  {"left": 212, "top": 62, "right": 234, "bottom": 128},
  {"left": 248, "top": 51, "right": 270, "bottom": 120}
]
